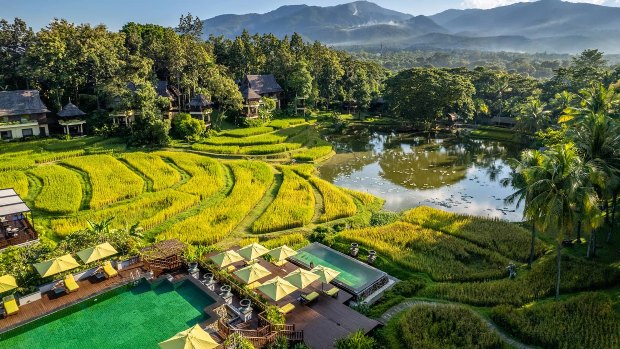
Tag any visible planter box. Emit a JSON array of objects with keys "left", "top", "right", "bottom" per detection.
[{"left": 18, "top": 291, "right": 41, "bottom": 305}]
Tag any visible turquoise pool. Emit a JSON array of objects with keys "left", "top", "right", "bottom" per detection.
[
  {"left": 289, "top": 243, "right": 387, "bottom": 295},
  {"left": 0, "top": 279, "right": 216, "bottom": 349}
]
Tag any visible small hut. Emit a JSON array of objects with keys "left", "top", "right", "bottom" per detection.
[
  {"left": 57, "top": 102, "right": 87, "bottom": 136},
  {"left": 239, "top": 74, "right": 283, "bottom": 117},
  {"left": 0, "top": 188, "right": 38, "bottom": 250},
  {"left": 188, "top": 94, "right": 212, "bottom": 125},
  {"left": 139, "top": 239, "right": 187, "bottom": 277}
]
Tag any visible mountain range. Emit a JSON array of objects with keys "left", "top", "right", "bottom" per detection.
[{"left": 201, "top": 0, "right": 620, "bottom": 54}]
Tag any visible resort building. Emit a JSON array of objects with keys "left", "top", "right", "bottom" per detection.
[
  {"left": 0, "top": 189, "right": 38, "bottom": 250},
  {"left": 188, "top": 93, "right": 213, "bottom": 126},
  {"left": 239, "top": 74, "right": 283, "bottom": 117},
  {"left": 0, "top": 90, "right": 50, "bottom": 140},
  {"left": 156, "top": 80, "right": 181, "bottom": 118},
  {"left": 57, "top": 102, "right": 87, "bottom": 136}
]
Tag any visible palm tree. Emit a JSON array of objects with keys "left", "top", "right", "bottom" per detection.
[
  {"left": 550, "top": 91, "right": 576, "bottom": 118},
  {"left": 492, "top": 75, "right": 512, "bottom": 121},
  {"left": 503, "top": 150, "right": 544, "bottom": 268},
  {"left": 560, "top": 83, "right": 620, "bottom": 124},
  {"left": 515, "top": 98, "right": 551, "bottom": 134},
  {"left": 527, "top": 144, "right": 594, "bottom": 299}
]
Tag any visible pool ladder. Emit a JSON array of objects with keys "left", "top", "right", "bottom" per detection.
[{"left": 129, "top": 270, "right": 142, "bottom": 286}]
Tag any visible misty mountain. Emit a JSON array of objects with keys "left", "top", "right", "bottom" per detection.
[{"left": 202, "top": 0, "right": 620, "bottom": 53}]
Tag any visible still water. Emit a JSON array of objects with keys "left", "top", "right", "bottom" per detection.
[{"left": 318, "top": 132, "right": 525, "bottom": 221}]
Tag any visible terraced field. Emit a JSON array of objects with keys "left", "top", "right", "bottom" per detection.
[{"left": 0, "top": 137, "right": 372, "bottom": 246}]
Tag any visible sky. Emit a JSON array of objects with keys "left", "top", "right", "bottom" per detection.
[{"left": 2, "top": 0, "right": 620, "bottom": 31}]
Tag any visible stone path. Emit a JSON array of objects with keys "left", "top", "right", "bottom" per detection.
[{"left": 378, "top": 300, "right": 535, "bottom": 349}]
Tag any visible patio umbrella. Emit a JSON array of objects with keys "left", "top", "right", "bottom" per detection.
[
  {"left": 159, "top": 324, "right": 218, "bottom": 349},
  {"left": 210, "top": 250, "right": 243, "bottom": 268},
  {"left": 267, "top": 245, "right": 297, "bottom": 263},
  {"left": 0, "top": 275, "right": 17, "bottom": 293},
  {"left": 33, "top": 254, "right": 80, "bottom": 278},
  {"left": 234, "top": 263, "right": 271, "bottom": 284},
  {"left": 312, "top": 265, "right": 341, "bottom": 290},
  {"left": 257, "top": 276, "right": 298, "bottom": 302},
  {"left": 237, "top": 243, "right": 270, "bottom": 261},
  {"left": 76, "top": 242, "right": 118, "bottom": 264},
  {"left": 284, "top": 268, "right": 320, "bottom": 289}
]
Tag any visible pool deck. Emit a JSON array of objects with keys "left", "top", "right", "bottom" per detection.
[
  {"left": 207, "top": 251, "right": 381, "bottom": 349},
  {"left": 0, "top": 264, "right": 143, "bottom": 334}
]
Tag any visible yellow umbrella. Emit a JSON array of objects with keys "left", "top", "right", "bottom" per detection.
[
  {"left": 267, "top": 245, "right": 297, "bottom": 262},
  {"left": 234, "top": 263, "right": 271, "bottom": 284},
  {"left": 33, "top": 254, "right": 80, "bottom": 278},
  {"left": 0, "top": 275, "right": 17, "bottom": 293},
  {"left": 159, "top": 324, "right": 218, "bottom": 349},
  {"left": 237, "top": 243, "right": 270, "bottom": 261},
  {"left": 76, "top": 242, "right": 118, "bottom": 264},
  {"left": 210, "top": 250, "right": 243, "bottom": 268},
  {"left": 257, "top": 276, "right": 298, "bottom": 302},
  {"left": 284, "top": 268, "right": 320, "bottom": 289},
  {"left": 312, "top": 265, "right": 341, "bottom": 290}
]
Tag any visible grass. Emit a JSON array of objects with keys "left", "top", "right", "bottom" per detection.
[
  {"left": 252, "top": 166, "right": 315, "bottom": 234},
  {"left": 121, "top": 153, "right": 181, "bottom": 191},
  {"left": 62, "top": 155, "right": 144, "bottom": 209},
  {"left": 0, "top": 171, "right": 29, "bottom": 197},
  {"left": 402, "top": 206, "right": 547, "bottom": 262},
  {"left": 51, "top": 189, "right": 200, "bottom": 237},
  {"left": 491, "top": 292, "right": 620, "bottom": 349},
  {"left": 381, "top": 304, "right": 506, "bottom": 349},
  {"left": 220, "top": 127, "right": 274, "bottom": 137},
  {"left": 469, "top": 126, "right": 518, "bottom": 142},
  {"left": 202, "top": 134, "right": 286, "bottom": 146},
  {"left": 339, "top": 222, "right": 509, "bottom": 282},
  {"left": 30, "top": 165, "right": 82, "bottom": 214},
  {"left": 160, "top": 161, "right": 274, "bottom": 245},
  {"left": 155, "top": 152, "right": 226, "bottom": 199}
]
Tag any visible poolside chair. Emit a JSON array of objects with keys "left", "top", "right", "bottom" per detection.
[
  {"left": 102, "top": 261, "right": 118, "bottom": 279},
  {"left": 278, "top": 303, "right": 295, "bottom": 314},
  {"left": 322, "top": 287, "right": 340, "bottom": 298},
  {"left": 64, "top": 274, "right": 80, "bottom": 293},
  {"left": 2, "top": 295, "right": 19, "bottom": 316},
  {"left": 300, "top": 291, "right": 319, "bottom": 305}
]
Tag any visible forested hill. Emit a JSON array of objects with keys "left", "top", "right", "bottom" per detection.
[{"left": 202, "top": 0, "right": 620, "bottom": 54}]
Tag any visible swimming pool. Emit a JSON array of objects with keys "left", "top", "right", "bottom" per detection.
[
  {"left": 289, "top": 243, "right": 388, "bottom": 301},
  {"left": 0, "top": 279, "right": 216, "bottom": 349}
]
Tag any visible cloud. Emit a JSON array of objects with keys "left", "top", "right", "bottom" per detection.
[{"left": 461, "top": 0, "right": 618, "bottom": 9}]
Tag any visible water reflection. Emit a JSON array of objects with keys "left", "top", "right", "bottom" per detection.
[{"left": 318, "top": 132, "right": 524, "bottom": 221}]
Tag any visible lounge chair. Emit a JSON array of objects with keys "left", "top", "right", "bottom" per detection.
[
  {"left": 64, "top": 275, "right": 80, "bottom": 293},
  {"left": 102, "top": 261, "right": 118, "bottom": 278},
  {"left": 322, "top": 287, "right": 339, "bottom": 298},
  {"left": 2, "top": 295, "right": 19, "bottom": 316},
  {"left": 300, "top": 291, "right": 319, "bottom": 305},
  {"left": 279, "top": 303, "right": 295, "bottom": 314},
  {"left": 247, "top": 281, "right": 261, "bottom": 290}
]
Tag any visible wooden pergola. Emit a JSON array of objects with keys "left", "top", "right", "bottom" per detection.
[{"left": 139, "top": 239, "right": 187, "bottom": 276}]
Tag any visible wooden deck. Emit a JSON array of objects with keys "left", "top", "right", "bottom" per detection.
[
  {"left": 208, "top": 253, "right": 381, "bottom": 348},
  {"left": 0, "top": 219, "right": 38, "bottom": 250},
  {"left": 0, "top": 265, "right": 143, "bottom": 334}
]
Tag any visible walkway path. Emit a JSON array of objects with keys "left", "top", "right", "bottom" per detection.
[{"left": 378, "top": 300, "right": 535, "bottom": 349}]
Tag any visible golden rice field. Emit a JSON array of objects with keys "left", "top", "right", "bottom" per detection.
[
  {"left": 30, "top": 165, "right": 82, "bottom": 214},
  {"left": 122, "top": 152, "right": 181, "bottom": 191},
  {"left": 160, "top": 161, "right": 274, "bottom": 245},
  {"left": 51, "top": 189, "right": 200, "bottom": 237},
  {"left": 0, "top": 171, "right": 29, "bottom": 197},
  {"left": 401, "top": 206, "right": 547, "bottom": 262},
  {"left": 203, "top": 134, "right": 287, "bottom": 146},
  {"left": 340, "top": 221, "right": 510, "bottom": 281},
  {"left": 155, "top": 151, "right": 226, "bottom": 199},
  {"left": 63, "top": 155, "right": 144, "bottom": 209},
  {"left": 252, "top": 166, "right": 315, "bottom": 234}
]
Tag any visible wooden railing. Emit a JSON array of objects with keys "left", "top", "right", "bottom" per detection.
[
  {"left": 218, "top": 317, "right": 304, "bottom": 348},
  {"left": 0, "top": 223, "right": 38, "bottom": 250}
]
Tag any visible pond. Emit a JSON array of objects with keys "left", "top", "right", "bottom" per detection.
[{"left": 318, "top": 131, "right": 525, "bottom": 221}]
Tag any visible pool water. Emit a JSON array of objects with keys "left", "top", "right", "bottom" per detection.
[
  {"left": 290, "top": 243, "right": 385, "bottom": 294},
  {"left": 0, "top": 280, "right": 215, "bottom": 349}
]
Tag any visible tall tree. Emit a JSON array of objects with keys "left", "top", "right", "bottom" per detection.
[{"left": 0, "top": 18, "right": 33, "bottom": 89}]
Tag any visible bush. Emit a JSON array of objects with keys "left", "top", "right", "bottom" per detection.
[
  {"left": 370, "top": 211, "right": 400, "bottom": 226},
  {"left": 491, "top": 292, "right": 620, "bottom": 349},
  {"left": 384, "top": 304, "right": 506, "bottom": 349},
  {"left": 335, "top": 330, "right": 376, "bottom": 349},
  {"left": 171, "top": 113, "right": 204, "bottom": 141}
]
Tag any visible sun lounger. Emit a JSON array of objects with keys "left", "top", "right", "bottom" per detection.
[
  {"left": 64, "top": 275, "right": 80, "bottom": 293},
  {"left": 2, "top": 295, "right": 18, "bottom": 316},
  {"left": 301, "top": 291, "right": 319, "bottom": 305},
  {"left": 323, "top": 287, "right": 339, "bottom": 298},
  {"left": 279, "top": 303, "right": 295, "bottom": 314},
  {"left": 102, "top": 261, "right": 118, "bottom": 278}
]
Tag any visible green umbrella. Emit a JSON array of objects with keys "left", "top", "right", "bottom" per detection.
[
  {"left": 284, "top": 268, "right": 320, "bottom": 289},
  {"left": 238, "top": 243, "right": 270, "bottom": 261},
  {"left": 210, "top": 250, "right": 243, "bottom": 268},
  {"left": 0, "top": 275, "right": 17, "bottom": 293},
  {"left": 267, "top": 245, "right": 297, "bottom": 262},
  {"left": 257, "top": 276, "right": 298, "bottom": 302},
  {"left": 33, "top": 254, "right": 80, "bottom": 278},
  {"left": 76, "top": 242, "right": 118, "bottom": 264},
  {"left": 159, "top": 324, "right": 219, "bottom": 349},
  {"left": 234, "top": 263, "right": 271, "bottom": 284},
  {"left": 312, "top": 265, "right": 341, "bottom": 290}
]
